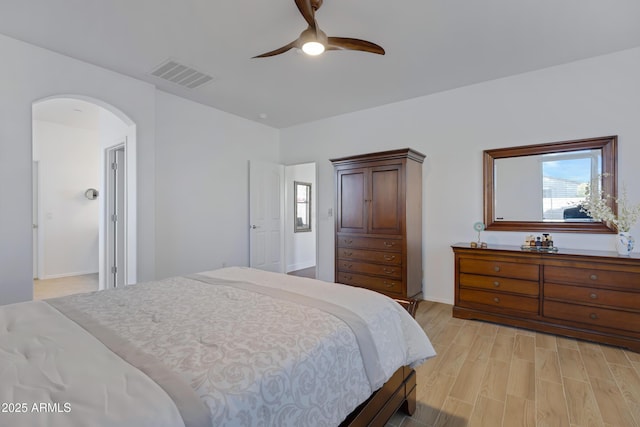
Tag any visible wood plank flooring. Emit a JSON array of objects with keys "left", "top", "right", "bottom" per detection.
[
  {"left": 387, "top": 301, "right": 640, "bottom": 427},
  {"left": 33, "top": 273, "right": 98, "bottom": 300}
]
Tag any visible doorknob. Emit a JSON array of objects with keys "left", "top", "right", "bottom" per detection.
[
  {"left": 33, "top": 224, "right": 38, "bottom": 229},
  {"left": 251, "top": 225, "right": 260, "bottom": 229}
]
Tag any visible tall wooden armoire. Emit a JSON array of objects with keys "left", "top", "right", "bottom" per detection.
[{"left": 331, "top": 148, "right": 425, "bottom": 298}]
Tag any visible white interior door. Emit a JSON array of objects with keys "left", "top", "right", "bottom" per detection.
[{"left": 249, "top": 160, "right": 285, "bottom": 273}]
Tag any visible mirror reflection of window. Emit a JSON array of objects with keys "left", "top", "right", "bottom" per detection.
[
  {"left": 294, "top": 182, "right": 311, "bottom": 232},
  {"left": 541, "top": 149, "right": 601, "bottom": 221},
  {"left": 494, "top": 149, "right": 601, "bottom": 223}
]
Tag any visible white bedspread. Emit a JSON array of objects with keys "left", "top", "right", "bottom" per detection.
[
  {"left": 0, "top": 267, "right": 435, "bottom": 427},
  {"left": 0, "top": 300, "right": 185, "bottom": 427}
]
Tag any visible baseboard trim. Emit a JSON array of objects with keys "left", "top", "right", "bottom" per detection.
[{"left": 38, "top": 270, "right": 98, "bottom": 280}]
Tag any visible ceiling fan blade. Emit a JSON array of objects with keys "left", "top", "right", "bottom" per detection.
[
  {"left": 253, "top": 40, "right": 299, "bottom": 58},
  {"left": 327, "top": 37, "right": 385, "bottom": 55},
  {"left": 295, "top": 0, "right": 316, "bottom": 28}
]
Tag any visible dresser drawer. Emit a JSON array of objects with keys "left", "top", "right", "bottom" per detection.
[
  {"left": 460, "top": 273, "right": 539, "bottom": 296},
  {"left": 337, "top": 248, "right": 402, "bottom": 265},
  {"left": 337, "top": 235, "right": 402, "bottom": 252},
  {"left": 545, "top": 266, "right": 640, "bottom": 291},
  {"left": 337, "top": 272, "right": 402, "bottom": 295},
  {"left": 337, "top": 260, "right": 402, "bottom": 279},
  {"left": 459, "top": 288, "right": 538, "bottom": 313},
  {"left": 544, "top": 300, "right": 640, "bottom": 333},
  {"left": 544, "top": 283, "right": 640, "bottom": 311},
  {"left": 460, "top": 259, "right": 539, "bottom": 281}
]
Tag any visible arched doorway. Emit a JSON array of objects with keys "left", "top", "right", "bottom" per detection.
[{"left": 32, "top": 96, "right": 137, "bottom": 297}]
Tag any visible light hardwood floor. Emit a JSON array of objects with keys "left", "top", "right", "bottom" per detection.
[
  {"left": 389, "top": 301, "right": 640, "bottom": 427},
  {"left": 33, "top": 273, "right": 98, "bottom": 300}
]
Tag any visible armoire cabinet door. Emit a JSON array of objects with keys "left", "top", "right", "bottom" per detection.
[
  {"left": 337, "top": 168, "right": 367, "bottom": 233},
  {"left": 337, "top": 165, "right": 403, "bottom": 235},
  {"left": 370, "top": 165, "right": 402, "bottom": 234}
]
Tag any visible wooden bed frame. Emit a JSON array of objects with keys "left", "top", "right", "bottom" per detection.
[{"left": 340, "top": 298, "right": 420, "bottom": 426}]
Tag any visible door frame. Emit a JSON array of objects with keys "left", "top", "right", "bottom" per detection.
[
  {"left": 284, "top": 162, "right": 318, "bottom": 275},
  {"left": 104, "top": 143, "right": 127, "bottom": 288},
  {"left": 32, "top": 160, "right": 42, "bottom": 280},
  {"left": 249, "top": 161, "right": 318, "bottom": 276}
]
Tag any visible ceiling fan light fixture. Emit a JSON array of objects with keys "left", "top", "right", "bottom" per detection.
[
  {"left": 252, "top": 0, "right": 385, "bottom": 58},
  {"left": 302, "top": 41, "right": 325, "bottom": 55}
]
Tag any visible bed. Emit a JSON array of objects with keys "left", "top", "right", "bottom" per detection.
[{"left": 1, "top": 267, "right": 435, "bottom": 426}]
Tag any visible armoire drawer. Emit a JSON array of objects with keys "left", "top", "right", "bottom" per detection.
[
  {"left": 544, "top": 300, "right": 640, "bottom": 333},
  {"left": 544, "top": 283, "right": 640, "bottom": 311},
  {"left": 459, "top": 288, "right": 538, "bottom": 313},
  {"left": 337, "top": 235, "right": 402, "bottom": 252},
  {"left": 337, "top": 248, "right": 402, "bottom": 265},
  {"left": 459, "top": 259, "right": 539, "bottom": 281},
  {"left": 544, "top": 266, "right": 640, "bottom": 291},
  {"left": 337, "top": 272, "right": 402, "bottom": 295},
  {"left": 460, "top": 273, "right": 539, "bottom": 296},
  {"left": 337, "top": 260, "right": 402, "bottom": 279}
]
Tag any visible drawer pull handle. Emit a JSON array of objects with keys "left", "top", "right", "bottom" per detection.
[
  {"left": 344, "top": 251, "right": 353, "bottom": 256},
  {"left": 589, "top": 293, "right": 598, "bottom": 299},
  {"left": 383, "top": 255, "right": 396, "bottom": 261},
  {"left": 344, "top": 263, "right": 353, "bottom": 269},
  {"left": 590, "top": 274, "right": 598, "bottom": 281},
  {"left": 590, "top": 313, "right": 599, "bottom": 320},
  {"left": 493, "top": 297, "right": 500, "bottom": 303},
  {"left": 383, "top": 281, "right": 394, "bottom": 288},
  {"left": 494, "top": 266, "right": 501, "bottom": 272},
  {"left": 383, "top": 241, "right": 395, "bottom": 247},
  {"left": 493, "top": 281, "right": 500, "bottom": 287},
  {"left": 345, "top": 275, "right": 352, "bottom": 280},
  {"left": 383, "top": 268, "right": 395, "bottom": 275}
]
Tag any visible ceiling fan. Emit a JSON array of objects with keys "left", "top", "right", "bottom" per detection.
[{"left": 253, "top": 0, "right": 385, "bottom": 58}]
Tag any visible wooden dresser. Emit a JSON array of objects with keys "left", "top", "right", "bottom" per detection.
[
  {"left": 452, "top": 243, "right": 640, "bottom": 351},
  {"left": 331, "top": 149, "right": 425, "bottom": 298}
]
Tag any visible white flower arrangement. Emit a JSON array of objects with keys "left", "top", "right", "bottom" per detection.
[{"left": 580, "top": 183, "right": 640, "bottom": 233}]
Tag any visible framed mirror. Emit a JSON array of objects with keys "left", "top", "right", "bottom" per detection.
[
  {"left": 484, "top": 136, "right": 617, "bottom": 233},
  {"left": 294, "top": 181, "right": 311, "bottom": 232}
]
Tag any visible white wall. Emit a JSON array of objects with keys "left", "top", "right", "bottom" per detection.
[
  {"left": 279, "top": 47, "right": 640, "bottom": 304},
  {"left": 0, "top": 34, "right": 156, "bottom": 305},
  {"left": 285, "top": 163, "right": 316, "bottom": 272},
  {"left": 154, "top": 91, "right": 280, "bottom": 279},
  {"left": 33, "top": 120, "right": 100, "bottom": 278}
]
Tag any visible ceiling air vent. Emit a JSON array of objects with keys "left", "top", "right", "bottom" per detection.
[{"left": 150, "top": 60, "right": 213, "bottom": 89}]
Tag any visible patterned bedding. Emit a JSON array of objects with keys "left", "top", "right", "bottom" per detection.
[{"left": 0, "top": 267, "right": 435, "bottom": 427}]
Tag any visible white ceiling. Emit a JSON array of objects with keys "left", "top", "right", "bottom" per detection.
[{"left": 3, "top": 0, "right": 640, "bottom": 128}]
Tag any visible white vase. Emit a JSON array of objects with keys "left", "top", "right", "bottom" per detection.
[{"left": 616, "top": 232, "right": 635, "bottom": 256}]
